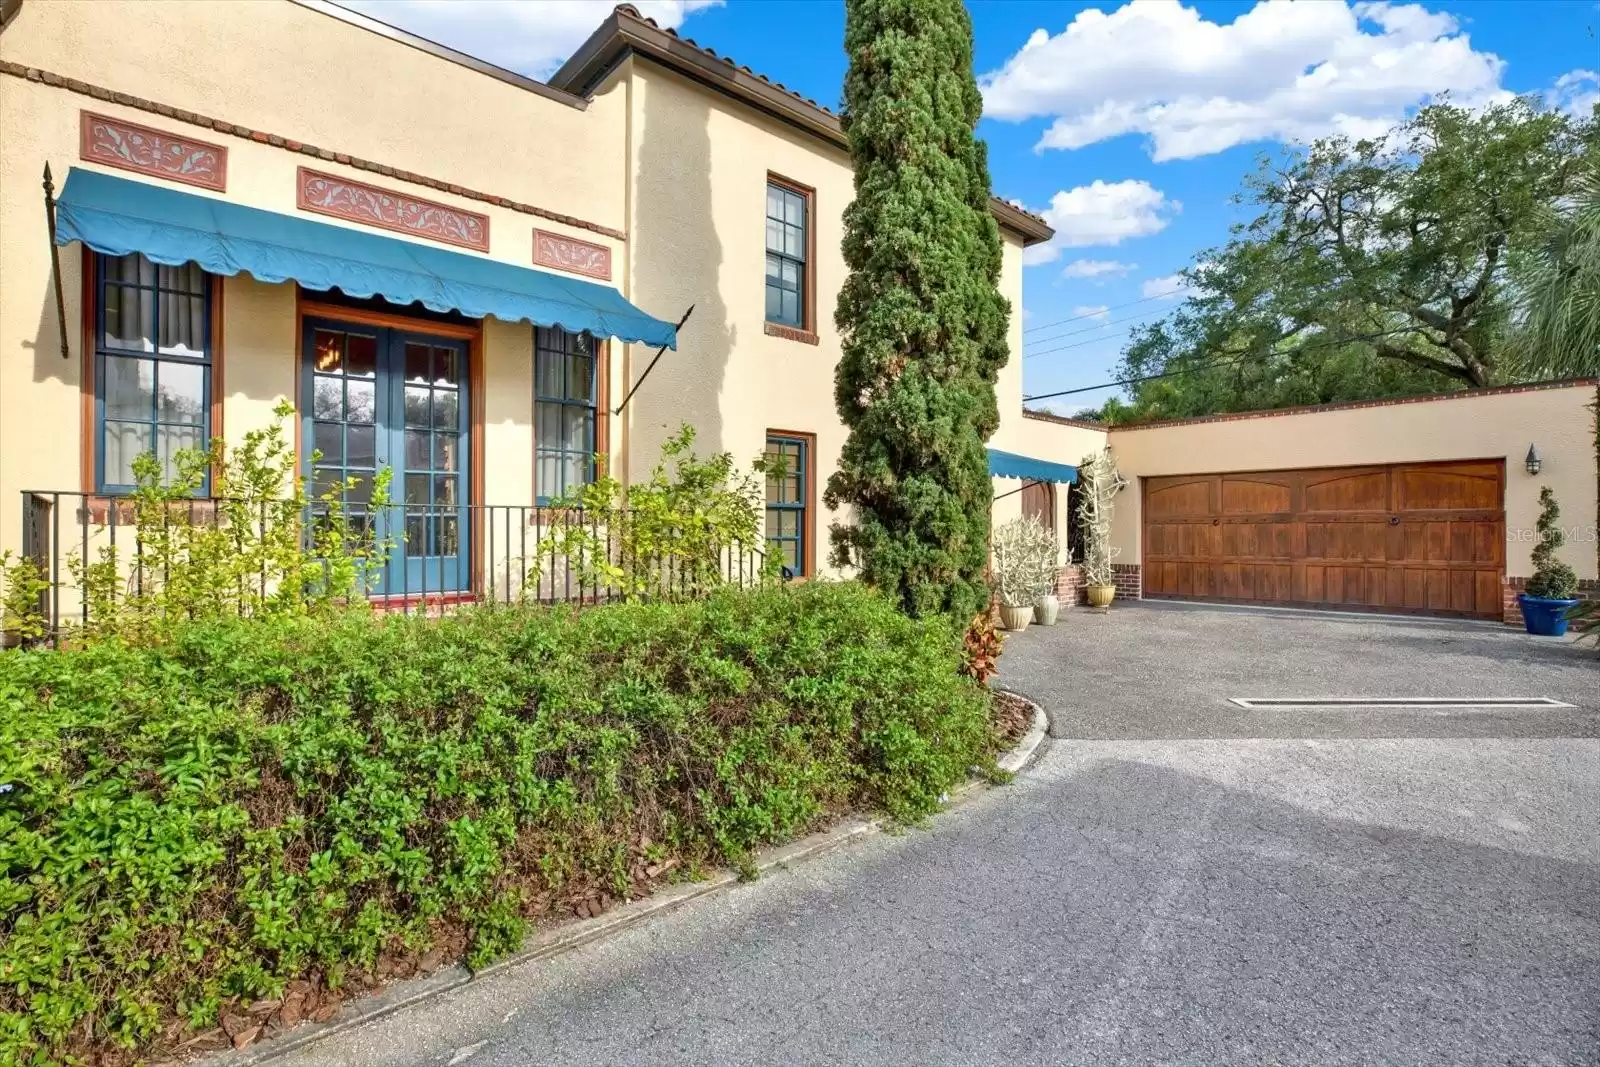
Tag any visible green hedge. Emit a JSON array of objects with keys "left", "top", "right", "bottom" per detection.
[{"left": 0, "top": 582, "right": 996, "bottom": 1064}]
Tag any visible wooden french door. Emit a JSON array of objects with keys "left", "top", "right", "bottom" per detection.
[
  {"left": 303, "top": 318, "right": 471, "bottom": 596},
  {"left": 1141, "top": 460, "right": 1505, "bottom": 618}
]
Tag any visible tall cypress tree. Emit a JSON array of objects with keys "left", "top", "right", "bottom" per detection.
[{"left": 825, "top": 0, "right": 1010, "bottom": 618}]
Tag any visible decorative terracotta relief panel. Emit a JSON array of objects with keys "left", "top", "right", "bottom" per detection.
[
  {"left": 533, "top": 229, "right": 612, "bottom": 281},
  {"left": 79, "top": 111, "right": 227, "bottom": 191},
  {"left": 297, "top": 168, "right": 490, "bottom": 252}
]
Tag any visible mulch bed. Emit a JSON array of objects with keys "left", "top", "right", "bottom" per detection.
[{"left": 990, "top": 688, "right": 1035, "bottom": 748}]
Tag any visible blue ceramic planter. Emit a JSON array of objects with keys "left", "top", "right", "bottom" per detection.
[{"left": 1518, "top": 594, "right": 1580, "bottom": 637}]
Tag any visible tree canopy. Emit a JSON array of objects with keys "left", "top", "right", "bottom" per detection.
[
  {"left": 825, "top": 0, "right": 1008, "bottom": 618},
  {"left": 1088, "top": 99, "right": 1596, "bottom": 424}
]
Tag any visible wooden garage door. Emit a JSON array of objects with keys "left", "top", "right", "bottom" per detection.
[{"left": 1142, "top": 461, "right": 1505, "bottom": 618}]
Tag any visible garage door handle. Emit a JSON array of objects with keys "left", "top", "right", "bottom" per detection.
[
  {"left": 1212, "top": 518, "right": 1220, "bottom": 525},
  {"left": 1389, "top": 516, "right": 1401, "bottom": 526}
]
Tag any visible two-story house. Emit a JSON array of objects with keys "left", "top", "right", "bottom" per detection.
[{"left": 0, "top": 0, "right": 1057, "bottom": 619}]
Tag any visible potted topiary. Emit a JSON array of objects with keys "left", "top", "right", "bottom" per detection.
[
  {"left": 1519, "top": 486, "right": 1581, "bottom": 636},
  {"left": 1077, "top": 447, "right": 1122, "bottom": 608},
  {"left": 993, "top": 516, "right": 1052, "bottom": 631},
  {"left": 1030, "top": 518, "right": 1062, "bottom": 626}
]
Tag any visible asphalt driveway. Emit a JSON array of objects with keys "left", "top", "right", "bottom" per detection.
[
  {"left": 274, "top": 601, "right": 1600, "bottom": 1067},
  {"left": 999, "top": 599, "right": 1600, "bottom": 740}
]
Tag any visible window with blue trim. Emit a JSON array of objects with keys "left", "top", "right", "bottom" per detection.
[
  {"left": 535, "top": 326, "right": 597, "bottom": 503},
  {"left": 95, "top": 252, "right": 213, "bottom": 493},
  {"left": 765, "top": 182, "right": 807, "bottom": 328},
  {"left": 764, "top": 434, "right": 808, "bottom": 576}
]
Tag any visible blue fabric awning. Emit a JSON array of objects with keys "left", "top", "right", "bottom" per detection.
[
  {"left": 52, "top": 168, "right": 677, "bottom": 348},
  {"left": 988, "top": 448, "right": 1078, "bottom": 484}
]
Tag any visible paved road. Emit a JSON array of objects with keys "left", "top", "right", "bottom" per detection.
[{"left": 281, "top": 604, "right": 1600, "bottom": 1067}]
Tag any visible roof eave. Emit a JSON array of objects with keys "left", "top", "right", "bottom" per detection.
[{"left": 550, "top": 7, "right": 1055, "bottom": 248}]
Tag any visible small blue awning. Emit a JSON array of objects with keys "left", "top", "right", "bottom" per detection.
[
  {"left": 52, "top": 168, "right": 677, "bottom": 348},
  {"left": 988, "top": 448, "right": 1078, "bottom": 484}
]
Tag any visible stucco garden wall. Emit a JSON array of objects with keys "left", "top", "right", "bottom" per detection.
[{"left": 1107, "top": 381, "right": 1600, "bottom": 582}]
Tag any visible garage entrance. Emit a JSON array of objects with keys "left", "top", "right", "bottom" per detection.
[{"left": 1141, "top": 460, "right": 1505, "bottom": 618}]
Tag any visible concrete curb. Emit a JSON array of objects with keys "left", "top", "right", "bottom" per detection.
[{"left": 212, "top": 697, "right": 1052, "bottom": 1067}]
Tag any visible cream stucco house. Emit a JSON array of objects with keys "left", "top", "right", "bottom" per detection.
[
  {"left": 1, "top": 0, "right": 1594, "bottom": 631},
  {"left": 0, "top": 0, "right": 1052, "bottom": 617}
]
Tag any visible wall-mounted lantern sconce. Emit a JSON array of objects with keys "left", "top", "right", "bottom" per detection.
[{"left": 1525, "top": 444, "right": 1543, "bottom": 476}]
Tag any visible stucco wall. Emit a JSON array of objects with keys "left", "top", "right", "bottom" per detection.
[
  {"left": 625, "top": 61, "right": 1036, "bottom": 575},
  {"left": 0, "top": 0, "right": 627, "bottom": 235},
  {"left": 1108, "top": 384, "right": 1600, "bottom": 580},
  {"left": 0, "top": 1, "right": 641, "bottom": 557}
]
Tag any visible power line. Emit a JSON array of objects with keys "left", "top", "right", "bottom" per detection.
[
  {"left": 1023, "top": 306, "right": 1173, "bottom": 352},
  {"left": 1021, "top": 325, "right": 1422, "bottom": 403},
  {"left": 1022, "top": 287, "right": 1188, "bottom": 335}
]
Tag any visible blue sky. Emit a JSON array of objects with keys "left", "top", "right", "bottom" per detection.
[{"left": 346, "top": 0, "right": 1599, "bottom": 413}]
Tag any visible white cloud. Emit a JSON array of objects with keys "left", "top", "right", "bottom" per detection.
[
  {"left": 336, "top": 0, "right": 721, "bottom": 79},
  {"left": 1061, "top": 258, "right": 1136, "bottom": 279},
  {"left": 1072, "top": 305, "right": 1111, "bottom": 321},
  {"left": 1142, "top": 273, "right": 1195, "bottom": 300},
  {"left": 980, "top": 1, "right": 1507, "bottom": 161},
  {"left": 1549, "top": 69, "right": 1600, "bottom": 118},
  {"left": 1023, "top": 180, "right": 1179, "bottom": 266}
]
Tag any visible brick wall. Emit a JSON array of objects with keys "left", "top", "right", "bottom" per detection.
[
  {"left": 1053, "top": 564, "right": 1142, "bottom": 605},
  {"left": 1501, "top": 576, "right": 1600, "bottom": 627}
]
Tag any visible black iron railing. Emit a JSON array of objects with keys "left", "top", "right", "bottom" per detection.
[{"left": 17, "top": 491, "right": 768, "bottom": 644}]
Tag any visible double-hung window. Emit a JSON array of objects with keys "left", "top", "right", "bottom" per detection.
[
  {"left": 764, "top": 433, "right": 810, "bottom": 577},
  {"left": 95, "top": 252, "right": 214, "bottom": 493},
  {"left": 765, "top": 181, "right": 808, "bottom": 329},
  {"left": 535, "top": 325, "right": 599, "bottom": 503}
]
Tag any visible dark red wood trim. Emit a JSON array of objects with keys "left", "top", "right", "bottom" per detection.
[
  {"left": 298, "top": 167, "right": 491, "bottom": 252},
  {"left": 79, "top": 110, "right": 227, "bottom": 191}
]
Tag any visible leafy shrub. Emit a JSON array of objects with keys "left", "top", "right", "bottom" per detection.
[
  {"left": 0, "top": 582, "right": 995, "bottom": 1064},
  {"left": 959, "top": 611, "right": 1003, "bottom": 686},
  {"left": 536, "top": 425, "right": 781, "bottom": 599},
  {"left": 1524, "top": 486, "right": 1579, "bottom": 599}
]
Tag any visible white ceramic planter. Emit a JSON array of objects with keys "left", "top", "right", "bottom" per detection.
[
  {"left": 1033, "top": 594, "right": 1060, "bottom": 626},
  {"left": 998, "top": 603, "right": 1033, "bottom": 631}
]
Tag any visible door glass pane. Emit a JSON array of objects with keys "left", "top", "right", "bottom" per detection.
[
  {"left": 156, "top": 361, "right": 206, "bottom": 423},
  {"left": 346, "top": 380, "right": 376, "bottom": 423},
  {"left": 434, "top": 475, "right": 457, "bottom": 507},
  {"left": 345, "top": 334, "right": 378, "bottom": 377},
  {"left": 433, "top": 389, "right": 458, "bottom": 429},
  {"left": 313, "top": 377, "right": 343, "bottom": 420},
  {"left": 434, "top": 346, "right": 458, "bottom": 386},
  {"left": 436, "top": 433, "right": 459, "bottom": 472},
  {"left": 313, "top": 422, "right": 343, "bottom": 465},
  {"left": 313, "top": 330, "right": 344, "bottom": 373},
  {"left": 405, "top": 343, "right": 431, "bottom": 383},
  {"left": 104, "top": 356, "right": 154, "bottom": 419},
  {"left": 405, "top": 473, "right": 429, "bottom": 505},
  {"left": 439, "top": 515, "right": 459, "bottom": 556},
  {"left": 405, "top": 429, "right": 430, "bottom": 470},
  {"left": 346, "top": 425, "right": 376, "bottom": 469},
  {"left": 404, "top": 386, "right": 429, "bottom": 428}
]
